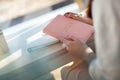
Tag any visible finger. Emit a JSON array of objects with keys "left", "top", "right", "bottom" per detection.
[
  {"left": 64, "top": 12, "right": 84, "bottom": 22},
  {"left": 67, "top": 35, "right": 78, "bottom": 41},
  {"left": 62, "top": 38, "right": 71, "bottom": 45},
  {"left": 62, "top": 43, "right": 67, "bottom": 48},
  {"left": 64, "top": 12, "right": 76, "bottom": 18},
  {"left": 72, "top": 15, "right": 81, "bottom": 20},
  {"left": 66, "top": 46, "right": 69, "bottom": 50},
  {"left": 64, "top": 12, "right": 72, "bottom": 17}
]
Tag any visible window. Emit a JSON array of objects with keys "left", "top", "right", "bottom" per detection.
[{"left": 0, "top": 0, "right": 74, "bottom": 29}]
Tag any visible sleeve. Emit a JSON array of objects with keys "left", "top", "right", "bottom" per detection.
[{"left": 89, "top": 0, "right": 120, "bottom": 80}]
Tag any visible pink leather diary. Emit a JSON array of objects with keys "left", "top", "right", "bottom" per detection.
[{"left": 43, "top": 15, "right": 94, "bottom": 42}]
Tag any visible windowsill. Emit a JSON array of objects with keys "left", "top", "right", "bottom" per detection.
[{"left": 0, "top": 3, "right": 79, "bottom": 80}]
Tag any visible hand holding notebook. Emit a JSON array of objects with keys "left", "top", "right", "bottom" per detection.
[{"left": 43, "top": 15, "right": 94, "bottom": 43}]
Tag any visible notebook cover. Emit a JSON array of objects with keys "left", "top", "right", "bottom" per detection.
[{"left": 43, "top": 15, "right": 94, "bottom": 42}]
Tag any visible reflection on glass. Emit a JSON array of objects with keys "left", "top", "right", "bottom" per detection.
[
  {"left": 75, "top": 0, "right": 88, "bottom": 10},
  {"left": 0, "top": 49, "right": 22, "bottom": 69},
  {"left": 27, "top": 30, "right": 45, "bottom": 44}
]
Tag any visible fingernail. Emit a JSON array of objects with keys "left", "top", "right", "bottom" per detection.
[
  {"left": 62, "top": 43, "right": 66, "bottom": 48},
  {"left": 66, "top": 12, "right": 70, "bottom": 14}
]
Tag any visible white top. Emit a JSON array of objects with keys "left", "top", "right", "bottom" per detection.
[{"left": 89, "top": 0, "right": 120, "bottom": 80}]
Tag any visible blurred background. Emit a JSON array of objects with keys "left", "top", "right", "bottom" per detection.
[
  {"left": 0, "top": 0, "right": 89, "bottom": 80},
  {"left": 0, "top": 0, "right": 88, "bottom": 29}
]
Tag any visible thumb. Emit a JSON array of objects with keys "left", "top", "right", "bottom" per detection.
[
  {"left": 62, "top": 38, "right": 71, "bottom": 45},
  {"left": 67, "top": 35, "right": 85, "bottom": 43},
  {"left": 67, "top": 35, "right": 78, "bottom": 41}
]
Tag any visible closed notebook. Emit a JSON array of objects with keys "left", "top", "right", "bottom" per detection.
[{"left": 43, "top": 15, "right": 94, "bottom": 42}]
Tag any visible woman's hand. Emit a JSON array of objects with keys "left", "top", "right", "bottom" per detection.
[
  {"left": 63, "top": 36, "right": 89, "bottom": 61},
  {"left": 64, "top": 10, "right": 95, "bottom": 52},
  {"left": 63, "top": 36, "right": 95, "bottom": 64},
  {"left": 64, "top": 11, "right": 93, "bottom": 25}
]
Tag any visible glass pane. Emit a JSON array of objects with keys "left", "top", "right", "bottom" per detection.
[
  {"left": 0, "top": 0, "right": 74, "bottom": 29},
  {"left": 75, "top": 0, "right": 88, "bottom": 10}
]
